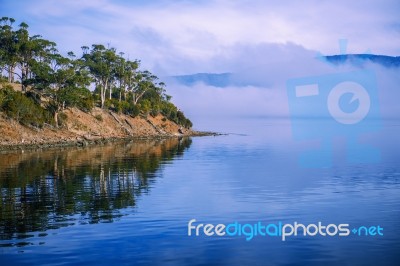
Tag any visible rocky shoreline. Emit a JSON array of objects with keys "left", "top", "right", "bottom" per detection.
[
  {"left": 0, "top": 106, "right": 221, "bottom": 152},
  {"left": 0, "top": 131, "right": 221, "bottom": 152}
]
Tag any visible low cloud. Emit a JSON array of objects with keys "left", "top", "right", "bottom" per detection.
[
  {"left": 2, "top": 0, "right": 398, "bottom": 129},
  {"left": 2, "top": 0, "right": 399, "bottom": 74},
  {"left": 166, "top": 43, "right": 400, "bottom": 129}
]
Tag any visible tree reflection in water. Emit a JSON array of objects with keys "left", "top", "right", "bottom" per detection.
[{"left": 0, "top": 138, "right": 192, "bottom": 242}]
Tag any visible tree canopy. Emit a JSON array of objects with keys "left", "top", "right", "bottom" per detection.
[{"left": 0, "top": 17, "right": 192, "bottom": 128}]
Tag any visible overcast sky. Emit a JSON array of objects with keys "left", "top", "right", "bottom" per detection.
[
  {"left": 2, "top": 0, "right": 399, "bottom": 125},
  {"left": 2, "top": 0, "right": 399, "bottom": 75}
]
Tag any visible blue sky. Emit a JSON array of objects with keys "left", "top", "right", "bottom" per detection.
[{"left": 1, "top": 0, "right": 399, "bottom": 75}]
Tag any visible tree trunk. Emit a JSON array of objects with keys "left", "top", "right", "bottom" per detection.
[
  {"left": 54, "top": 111, "right": 59, "bottom": 127},
  {"left": 101, "top": 87, "right": 105, "bottom": 109},
  {"left": 21, "top": 66, "right": 26, "bottom": 92},
  {"left": 8, "top": 66, "right": 14, "bottom": 83},
  {"left": 101, "top": 80, "right": 108, "bottom": 109},
  {"left": 133, "top": 89, "right": 148, "bottom": 105},
  {"left": 11, "top": 65, "right": 15, "bottom": 83}
]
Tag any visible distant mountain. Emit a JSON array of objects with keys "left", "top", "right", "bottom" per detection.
[
  {"left": 324, "top": 54, "right": 400, "bottom": 67},
  {"left": 169, "top": 73, "right": 234, "bottom": 87},
  {"left": 168, "top": 54, "right": 399, "bottom": 87}
]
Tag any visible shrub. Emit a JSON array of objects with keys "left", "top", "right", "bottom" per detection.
[
  {"left": 138, "top": 99, "right": 151, "bottom": 115},
  {"left": 0, "top": 87, "right": 53, "bottom": 127},
  {"left": 159, "top": 101, "right": 192, "bottom": 128},
  {"left": 104, "top": 98, "right": 140, "bottom": 117},
  {"left": 58, "top": 87, "right": 94, "bottom": 112},
  {"left": 121, "top": 101, "right": 140, "bottom": 117},
  {"left": 58, "top": 112, "right": 68, "bottom": 127},
  {"left": 104, "top": 98, "right": 113, "bottom": 110},
  {"left": 94, "top": 114, "right": 103, "bottom": 122},
  {"left": 0, "top": 84, "right": 13, "bottom": 106},
  {"left": 106, "top": 98, "right": 121, "bottom": 113}
]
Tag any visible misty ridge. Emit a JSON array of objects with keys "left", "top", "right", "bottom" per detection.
[
  {"left": 164, "top": 45, "right": 400, "bottom": 121},
  {"left": 168, "top": 54, "right": 400, "bottom": 88}
]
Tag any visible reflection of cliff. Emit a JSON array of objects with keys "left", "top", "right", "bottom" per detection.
[{"left": 0, "top": 138, "right": 192, "bottom": 241}]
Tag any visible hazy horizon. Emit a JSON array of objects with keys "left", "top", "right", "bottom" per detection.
[{"left": 2, "top": 0, "right": 399, "bottom": 128}]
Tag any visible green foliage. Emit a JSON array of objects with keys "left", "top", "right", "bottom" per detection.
[
  {"left": 159, "top": 101, "right": 192, "bottom": 128},
  {"left": 0, "top": 17, "right": 193, "bottom": 129},
  {"left": 176, "top": 110, "right": 193, "bottom": 128},
  {"left": 58, "top": 112, "right": 68, "bottom": 127},
  {"left": 104, "top": 98, "right": 140, "bottom": 117},
  {"left": 94, "top": 114, "right": 103, "bottom": 122},
  {"left": 0, "top": 86, "right": 52, "bottom": 127},
  {"left": 138, "top": 99, "right": 151, "bottom": 115},
  {"left": 120, "top": 100, "right": 140, "bottom": 117},
  {"left": 57, "top": 86, "right": 93, "bottom": 112},
  {"left": 0, "top": 84, "right": 12, "bottom": 106}
]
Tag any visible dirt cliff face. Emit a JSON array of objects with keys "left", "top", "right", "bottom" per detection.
[{"left": 0, "top": 107, "right": 192, "bottom": 147}]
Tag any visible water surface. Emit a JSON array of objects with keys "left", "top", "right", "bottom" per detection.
[{"left": 0, "top": 118, "right": 399, "bottom": 265}]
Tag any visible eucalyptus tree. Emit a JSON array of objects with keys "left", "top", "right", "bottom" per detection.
[
  {"left": 114, "top": 52, "right": 126, "bottom": 101},
  {"left": 82, "top": 44, "right": 118, "bottom": 108},
  {"left": 29, "top": 46, "right": 92, "bottom": 125},
  {"left": 14, "top": 22, "right": 33, "bottom": 91},
  {"left": 0, "top": 18, "right": 55, "bottom": 91},
  {"left": 114, "top": 54, "right": 140, "bottom": 102},
  {"left": 131, "top": 70, "right": 160, "bottom": 105},
  {"left": 118, "top": 59, "right": 139, "bottom": 102},
  {"left": 0, "top": 17, "right": 193, "bottom": 128},
  {"left": 0, "top": 17, "right": 18, "bottom": 83}
]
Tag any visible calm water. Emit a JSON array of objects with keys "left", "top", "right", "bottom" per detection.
[{"left": 0, "top": 118, "right": 399, "bottom": 265}]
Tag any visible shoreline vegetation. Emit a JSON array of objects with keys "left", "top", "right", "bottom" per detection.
[
  {"left": 0, "top": 101, "right": 219, "bottom": 151},
  {"left": 0, "top": 17, "right": 215, "bottom": 149}
]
